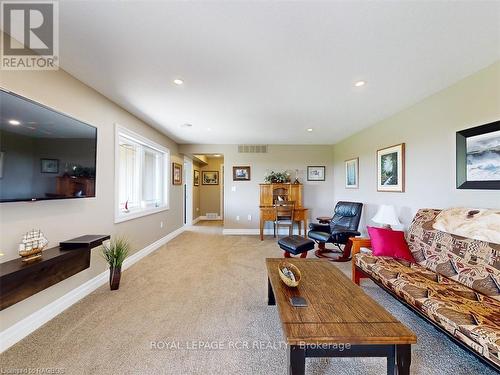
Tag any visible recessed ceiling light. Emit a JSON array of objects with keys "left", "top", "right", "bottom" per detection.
[
  {"left": 8, "top": 119, "right": 20, "bottom": 125},
  {"left": 214, "top": 154, "right": 221, "bottom": 157},
  {"left": 354, "top": 80, "right": 366, "bottom": 87},
  {"left": 307, "top": 128, "right": 313, "bottom": 132},
  {"left": 173, "top": 79, "right": 184, "bottom": 85}
]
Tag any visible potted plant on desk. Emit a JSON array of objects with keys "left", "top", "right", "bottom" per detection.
[{"left": 101, "top": 238, "right": 130, "bottom": 290}]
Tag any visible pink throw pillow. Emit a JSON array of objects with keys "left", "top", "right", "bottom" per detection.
[{"left": 367, "top": 226, "right": 415, "bottom": 262}]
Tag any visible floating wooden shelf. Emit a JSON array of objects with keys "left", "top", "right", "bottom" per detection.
[{"left": 0, "top": 235, "right": 109, "bottom": 311}]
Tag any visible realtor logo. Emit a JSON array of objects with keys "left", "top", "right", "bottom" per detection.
[{"left": 1, "top": 1, "right": 59, "bottom": 70}]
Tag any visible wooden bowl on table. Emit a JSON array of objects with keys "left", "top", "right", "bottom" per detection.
[{"left": 278, "top": 261, "right": 302, "bottom": 287}]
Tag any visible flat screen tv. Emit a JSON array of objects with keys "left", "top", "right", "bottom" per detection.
[{"left": 0, "top": 89, "right": 97, "bottom": 202}]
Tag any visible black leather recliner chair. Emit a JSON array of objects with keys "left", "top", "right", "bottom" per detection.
[{"left": 308, "top": 201, "right": 363, "bottom": 262}]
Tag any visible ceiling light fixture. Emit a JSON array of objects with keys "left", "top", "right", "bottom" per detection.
[
  {"left": 214, "top": 154, "right": 221, "bottom": 157},
  {"left": 181, "top": 123, "right": 193, "bottom": 128},
  {"left": 307, "top": 128, "right": 313, "bottom": 132},
  {"left": 173, "top": 79, "right": 184, "bottom": 85},
  {"left": 354, "top": 80, "right": 366, "bottom": 87},
  {"left": 8, "top": 119, "right": 20, "bottom": 125}
]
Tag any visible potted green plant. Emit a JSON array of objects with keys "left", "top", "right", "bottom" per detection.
[
  {"left": 264, "top": 170, "right": 291, "bottom": 183},
  {"left": 101, "top": 238, "right": 130, "bottom": 290}
]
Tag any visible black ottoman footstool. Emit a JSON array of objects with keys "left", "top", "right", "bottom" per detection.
[{"left": 278, "top": 235, "right": 315, "bottom": 258}]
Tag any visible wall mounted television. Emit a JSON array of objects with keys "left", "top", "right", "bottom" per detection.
[{"left": 0, "top": 89, "right": 97, "bottom": 202}]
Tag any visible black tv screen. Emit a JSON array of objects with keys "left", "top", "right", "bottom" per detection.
[{"left": 0, "top": 90, "right": 97, "bottom": 202}]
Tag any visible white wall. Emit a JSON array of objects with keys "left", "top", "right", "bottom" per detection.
[
  {"left": 179, "top": 144, "right": 335, "bottom": 230},
  {"left": 332, "top": 61, "right": 500, "bottom": 232},
  {"left": 0, "top": 65, "right": 183, "bottom": 331}
]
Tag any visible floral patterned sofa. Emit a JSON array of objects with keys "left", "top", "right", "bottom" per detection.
[{"left": 351, "top": 209, "right": 500, "bottom": 371}]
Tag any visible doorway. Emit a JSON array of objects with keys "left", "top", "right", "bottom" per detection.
[
  {"left": 183, "top": 156, "right": 193, "bottom": 226},
  {"left": 191, "top": 154, "right": 224, "bottom": 227}
]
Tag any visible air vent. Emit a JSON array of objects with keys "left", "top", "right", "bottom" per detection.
[{"left": 237, "top": 144, "right": 268, "bottom": 153}]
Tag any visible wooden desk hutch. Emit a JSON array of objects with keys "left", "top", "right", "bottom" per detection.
[{"left": 259, "top": 183, "right": 309, "bottom": 240}]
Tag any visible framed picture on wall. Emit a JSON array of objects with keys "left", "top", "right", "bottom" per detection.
[
  {"left": 172, "top": 162, "right": 182, "bottom": 185},
  {"left": 202, "top": 170, "right": 219, "bottom": 185},
  {"left": 41, "top": 158, "right": 59, "bottom": 173},
  {"left": 307, "top": 166, "right": 325, "bottom": 181},
  {"left": 456, "top": 121, "right": 500, "bottom": 190},
  {"left": 233, "top": 166, "right": 251, "bottom": 181},
  {"left": 194, "top": 170, "right": 200, "bottom": 186},
  {"left": 345, "top": 157, "right": 359, "bottom": 189},
  {"left": 377, "top": 143, "right": 405, "bottom": 192}
]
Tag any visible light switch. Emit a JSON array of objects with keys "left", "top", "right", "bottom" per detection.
[{"left": 231, "top": 186, "right": 236, "bottom": 192}]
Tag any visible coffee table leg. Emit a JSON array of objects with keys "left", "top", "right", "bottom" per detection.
[
  {"left": 267, "top": 277, "right": 275, "bottom": 305},
  {"left": 288, "top": 345, "right": 305, "bottom": 375},
  {"left": 396, "top": 344, "right": 411, "bottom": 375},
  {"left": 387, "top": 345, "right": 396, "bottom": 375}
]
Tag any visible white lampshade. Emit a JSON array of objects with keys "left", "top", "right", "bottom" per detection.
[{"left": 372, "top": 205, "right": 401, "bottom": 227}]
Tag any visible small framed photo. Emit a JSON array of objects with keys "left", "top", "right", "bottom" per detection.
[
  {"left": 172, "top": 162, "right": 182, "bottom": 185},
  {"left": 194, "top": 170, "right": 200, "bottom": 186},
  {"left": 377, "top": 143, "right": 405, "bottom": 192},
  {"left": 41, "top": 158, "right": 59, "bottom": 173},
  {"left": 233, "top": 166, "right": 251, "bottom": 181},
  {"left": 345, "top": 157, "right": 359, "bottom": 189},
  {"left": 307, "top": 166, "right": 325, "bottom": 181},
  {"left": 202, "top": 170, "right": 219, "bottom": 185},
  {"left": 456, "top": 121, "right": 500, "bottom": 190}
]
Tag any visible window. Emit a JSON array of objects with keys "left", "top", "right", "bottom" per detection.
[{"left": 115, "top": 126, "right": 169, "bottom": 222}]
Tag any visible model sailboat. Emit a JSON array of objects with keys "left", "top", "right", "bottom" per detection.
[{"left": 18, "top": 229, "right": 48, "bottom": 262}]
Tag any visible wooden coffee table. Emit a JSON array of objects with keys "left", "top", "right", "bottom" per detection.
[{"left": 266, "top": 258, "right": 416, "bottom": 375}]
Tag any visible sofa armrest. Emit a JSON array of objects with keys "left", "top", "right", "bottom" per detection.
[
  {"left": 350, "top": 237, "right": 371, "bottom": 285},
  {"left": 350, "top": 237, "right": 372, "bottom": 256}
]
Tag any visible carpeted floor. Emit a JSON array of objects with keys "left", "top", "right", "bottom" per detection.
[{"left": 0, "top": 222, "right": 496, "bottom": 375}]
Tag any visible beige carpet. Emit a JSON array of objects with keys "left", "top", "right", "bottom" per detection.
[{"left": 0, "top": 222, "right": 496, "bottom": 375}]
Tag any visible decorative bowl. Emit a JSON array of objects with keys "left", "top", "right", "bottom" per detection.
[{"left": 278, "top": 261, "right": 302, "bottom": 287}]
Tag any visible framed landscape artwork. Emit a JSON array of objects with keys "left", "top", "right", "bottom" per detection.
[
  {"left": 202, "top": 170, "right": 219, "bottom": 185},
  {"left": 172, "top": 163, "right": 182, "bottom": 185},
  {"left": 307, "top": 166, "right": 325, "bottom": 181},
  {"left": 193, "top": 170, "right": 200, "bottom": 186},
  {"left": 377, "top": 143, "right": 405, "bottom": 192},
  {"left": 345, "top": 157, "right": 359, "bottom": 189},
  {"left": 41, "top": 158, "right": 59, "bottom": 173},
  {"left": 233, "top": 166, "right": 251, "bottom": 181},
  {"left": 456, "top": 121, "right": 500, "bottom": 190}
]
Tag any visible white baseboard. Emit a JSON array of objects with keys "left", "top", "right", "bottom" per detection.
[
  {"left": 222, "top": 228, "right": 260, "bottom": 235},
  {"left": 0, "top": 226, "right": 185, "bottom": 353},
  {"left": 122, "top": 226, "right": 185, "bottom": 270},
  {"left": 191, "top": 217, "right": 201, "bottom": 225},
  {"left": 199, "top": 215, "right": 222, "bottom": 221},
  {"left": 223, "top": 228, "right": 303, "bottom": 236}
]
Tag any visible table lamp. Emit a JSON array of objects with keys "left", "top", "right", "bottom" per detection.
[{"left": 372, "top": 205, "right": 401, "bottom": 229}]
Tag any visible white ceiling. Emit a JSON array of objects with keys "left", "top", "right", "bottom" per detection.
[
  {"left": 58, "top": 1, "right": 500, "bottom": 144},
  {"left": 1, "top": 90, "right": 97, "bottom": 138}
]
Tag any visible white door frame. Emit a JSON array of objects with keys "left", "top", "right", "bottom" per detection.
[
  {"left": 219, "top": 163, "right": 224, "bottom": 220},
  {"left": 184, "top": 156, "right": 193, "bottom": 226}
]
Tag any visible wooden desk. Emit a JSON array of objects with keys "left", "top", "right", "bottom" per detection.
[
  {"left": 266, "top": 258, "right": 416, "bottom": 375},
  {"left": 259, "top": 206, "right": 309, "bottom": 241}
]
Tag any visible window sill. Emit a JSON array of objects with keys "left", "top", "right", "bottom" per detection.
[{"left": 115, "top": 206, "right": 168, "bottom": 224}]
